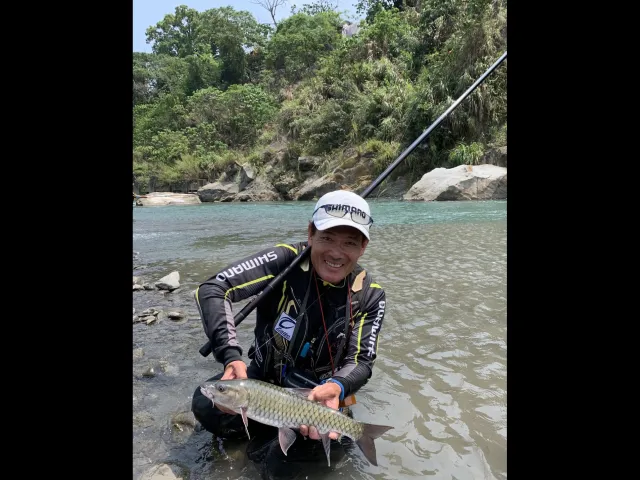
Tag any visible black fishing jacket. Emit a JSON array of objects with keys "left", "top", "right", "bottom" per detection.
[{"left": 194, "top": 241, "right": 387, "bottom": 397}]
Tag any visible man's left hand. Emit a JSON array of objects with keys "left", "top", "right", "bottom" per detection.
[{"left": 299, "top": 382, "right": 341, "bottom": 440}]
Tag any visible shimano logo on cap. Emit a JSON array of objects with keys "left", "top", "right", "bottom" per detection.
[{"left": 323, "top": 204, "right": 368, "bottom": 220}]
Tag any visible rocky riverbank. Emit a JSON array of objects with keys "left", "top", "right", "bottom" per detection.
[
  {"left": 136, "top": 157, "right": 507, "bottom": 207},
  {"left": 133, "top": 247, "right": 264, "bottom": 480}
]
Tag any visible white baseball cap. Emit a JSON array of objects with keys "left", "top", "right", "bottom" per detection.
[{"left": 311, "top": 190, "right": 373, "bottom": 240}]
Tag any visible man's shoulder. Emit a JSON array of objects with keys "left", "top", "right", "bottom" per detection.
[
  {"left": 270, "top": 241, "right": 312, "bottom": 277},
  {"left": 272, "top": 241, "right": 308, "bottom": 256}
]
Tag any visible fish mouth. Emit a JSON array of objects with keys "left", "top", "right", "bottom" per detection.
[{"left": 199, "top": 385, "right": 215, "bottom": 400}]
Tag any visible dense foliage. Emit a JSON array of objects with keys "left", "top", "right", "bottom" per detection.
[{"left": 133, "top": 0, "right": 507, "bottom": 192}]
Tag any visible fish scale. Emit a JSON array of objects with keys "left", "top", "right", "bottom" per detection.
[
  {"left": 200, "top": 378, "right": 393, "bottom": 467},
  {"left": 259, "top": 380, "right": 352, "bottom": 433}
]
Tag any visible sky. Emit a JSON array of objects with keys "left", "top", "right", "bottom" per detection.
[{"left": 133, "top": 0, "right": 362, "bottom": 53}]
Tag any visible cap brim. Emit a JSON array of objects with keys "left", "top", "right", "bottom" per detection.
[{"left": 313, "top": 217, "right": 370, "bottom": 240}]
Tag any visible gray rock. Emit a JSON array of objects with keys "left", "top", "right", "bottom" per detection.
[
  {"left": 170, "top": 411, "right": 196, "bottom": 429},
  {"left": 133, "top": 411, "right": 155, "bottom": 428},
  {"left": 197, "top": 181, "right": 239, "bottom": 202},
  {"left": 234, "top": 176, "right": 283, "bottom": 202},
  {"left": 139, "top": 463, "right": 187, "bottom": 480},
  {"left": 155, "top": 272, "right": 180, "bottom": 291},
  {"left": 404, "top": 164, "right": 507, "bottom": 201},
  {"left": 291, "top": 174, "right": 341, "bottom": 200},
  {"left": 136, "top": 192, "right": 201, "bottom": 207},
  {"left": 238, "top": 162, "right": 256, "bottom": 190}
]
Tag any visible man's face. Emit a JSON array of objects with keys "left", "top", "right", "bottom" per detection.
[{"left": 307, "top": 224, "right": 369, "bottom": 284}]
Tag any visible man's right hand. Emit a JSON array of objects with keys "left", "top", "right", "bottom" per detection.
[
  {"left": 221, "top": 360, "right": 247, "bottom": 380},
  {"left": 215, "top": 360, "right": 248, "bottom": 415}
]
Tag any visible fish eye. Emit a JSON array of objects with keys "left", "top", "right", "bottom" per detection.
[{"left": 216, "top": 385, "right": 226, "bottom": 393}]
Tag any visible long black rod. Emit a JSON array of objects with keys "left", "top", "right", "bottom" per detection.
[
  {"left": 361, "top": 50, "right": 507, "bottom": 197},
  {"left": 199, "top": 51, "right": 508, "bottom": 357}
]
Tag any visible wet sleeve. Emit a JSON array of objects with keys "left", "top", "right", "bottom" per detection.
[
  {"left": 194, "top": 243, "right": 299, "bottom": 367},
  {"left": 331, "top": 283, "right": 386, "bottom": 397}
]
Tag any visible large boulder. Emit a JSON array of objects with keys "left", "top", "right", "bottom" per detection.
[
  {"left": 135, "top": 192, "right": 201, "bottom": 206},
  {"left": 197, "top": 182, "right": 239, "bottom": 202},
  {"left": 238, "top": 163, "right": 256, "bottom": 191},
  {"left": 272, "top": 171, "right": 299, "bottom": 199},
  {"left": 404, "top": 164, "right": 507, "bottom": 201},
  {"left": 234, "top": 177, "right": 283, "bottom": 202},
  {"left": 291, "top": 173, "right": 344, "bottom": 201}
]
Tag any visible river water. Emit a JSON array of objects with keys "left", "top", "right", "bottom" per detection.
[{"left": 132, "top": 200, "right": 507, "bottom": 480}]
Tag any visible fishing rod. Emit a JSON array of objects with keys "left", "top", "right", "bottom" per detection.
[{"left": 199, "top": 50, "right": 508, "bottom": 358}]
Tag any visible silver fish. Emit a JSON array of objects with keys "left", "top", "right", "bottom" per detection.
[{"left": 200, "top": 378, "right": 393, "bottom": 467}]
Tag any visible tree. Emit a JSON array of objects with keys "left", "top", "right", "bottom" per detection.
[
  {"left": 145, "top": 6, "right": 271, "bottom": 88},
  {"left": 264, "top": 11, "right": 343, "bottom": 82},
  {"left": 356, "top": 0, "right": 418, "bottom": 22},
  {"left": 251, "top": 0, "right": 288, "bottom": 28},
  {"left": 134, "top": 1, "right": 507, "bottom": 190},
  {"left": 199, "top": 7, "right": 272, "bottom": 86},
  {"left": 290, "top": 0, "right": 338, "bottom": 15},
  {"left": 145, "top": 5, "right": 204, "bottom": 57}
]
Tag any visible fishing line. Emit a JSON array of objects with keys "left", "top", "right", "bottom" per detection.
[
  {"left": 242, "top": 280, "right": 356, "bottom": 375},
  {"left": 241, "top": 285, "right": 332, "bottom": 361}
]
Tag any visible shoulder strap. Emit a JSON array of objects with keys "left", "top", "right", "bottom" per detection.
[
  {"left": 334, "top": 269, "right": 367, "bottom": 367},
  {"left": 286, "top": 270, "right": 313, "bottom": 358}
]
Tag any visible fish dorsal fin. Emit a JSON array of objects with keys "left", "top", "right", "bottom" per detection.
[{"left": 284, "top": 387, "right": 314, "bottom": 399}]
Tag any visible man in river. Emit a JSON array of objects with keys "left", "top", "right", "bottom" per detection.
[{"left": 191, "top": 190, "right": 387, "bottom": 477}]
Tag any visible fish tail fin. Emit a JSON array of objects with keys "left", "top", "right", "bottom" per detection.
[{"left": 355, "top": 423, "right": 393, "bottom": 467}]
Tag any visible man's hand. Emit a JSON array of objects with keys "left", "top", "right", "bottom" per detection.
[
  {"left": 300, "top": 381, "right": 341, "bottom": 440},
  {"left": 215, "top": 360, "right": 248, "bottom": 415},
  {"left": 221, "top": 360, "right": 247, "bottom": 380}
]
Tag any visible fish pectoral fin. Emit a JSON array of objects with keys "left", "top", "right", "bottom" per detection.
[
  {"left": 240, "top": 407, "right": 250, "bottom": 440},
  {"left": 284, "top": 387, "right": 314, "bottom": 399},
  {"left": 278, "top": 427, "right": 297, "bottom": 456},
  {"left": 320, "top": 433, "right": 332, "bottom": 467}
]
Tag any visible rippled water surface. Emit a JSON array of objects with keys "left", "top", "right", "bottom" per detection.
[{"left": 132, "top": 200, "right": 507, "bottom": 480}]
